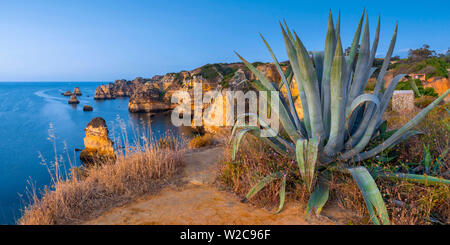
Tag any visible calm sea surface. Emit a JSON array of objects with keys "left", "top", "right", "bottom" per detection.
[{"left": 0, "top": 82, "right": 190, "bottom": 224}]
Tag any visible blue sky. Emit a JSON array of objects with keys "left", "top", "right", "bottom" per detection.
[{"left": 0, "top": 0, "right": 448, "bottom": 81}]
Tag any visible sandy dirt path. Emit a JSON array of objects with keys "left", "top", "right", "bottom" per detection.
[{"left": 86, "top": 147, "right": 343, "bottom": 225}]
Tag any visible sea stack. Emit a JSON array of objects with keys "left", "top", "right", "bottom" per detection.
[
  {"left": 79, "top": 117, "right": 116, "bottom": 165},
  {"left": 73, "top": 87, "right": 82, "bottom": 96},
  {"left": 68, "top": 94, "right": 80, "bottom": 104},
  {"left": 83, "top": 105, "right": 93, "bottom": 111},
  {"left": 62, "top": 91, "right": 72, "bottom": 96}
]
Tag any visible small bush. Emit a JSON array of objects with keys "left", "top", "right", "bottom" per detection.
[
  {"left": 188, "top": 134, "right": 214, "bottom": 149},
  {"left": 396, "top": 79, "right": 438, "bottom": 98},
  {"left": 415, "top": 96, "right": 438, "bottom": 108},
  {"left": 157, "top": 136, "right": 178, "bottom": 150}
]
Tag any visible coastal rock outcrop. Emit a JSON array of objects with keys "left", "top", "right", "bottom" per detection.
[
  {"left": 62, "top": 91, "right": 72, "bottom": 96},
  {"left": 73, "top": 87, "right": 82, "bottom": 96},
  {"left": 68, "top": 94, "right": 80, "bottom": 104},
  {"left": 80, "top": 117, "right": 116, "bottom": 165},
  {"left": 93, "top": 62, "right": 290, "bottom": 119},
  {"left": 128, "top": 83, "right": 174, "bottom": 113},
  {"left": 83, "top": 105, "right": 93, "bottom": 111},
  {"left": 94, "top": 84, "right": 115, "bottom": 100}
]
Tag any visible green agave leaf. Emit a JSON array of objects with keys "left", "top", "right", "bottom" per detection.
[
  {"left": 278, "top": 65, "right": 293, "bottom": 90},
  {"left": 260, "top": 33, "right": 302, "bottom": 129},
  {"left": 246, "top": 171, "right": 283, "bottom": 200},
  {"left": 356, "top": 89, "right": 450, "bottom": 161},
  {"left": 348, "top": 13, "right": 371, "bottom": 110},
  {"left": 305, "top": 178, "right": 330, "bottom": 216},
  {"left": 312, "top": 51, "right": 325, "bottom": 95},
  {"left": 232, "top": 113, "right": 294, "bottom": 152},
  {"left": 296, "top": 138, "right": 307, "bottom": 182},
  {"left": 275, "top": 174, "right": 287, "bottom": 214},
  {"left": 376, "top": 172, "right": 450, "bottom": 185},
  {"left": 294, "top": 32, "right": 325, "bottom": 139},
  {"left": 283, "top": 19, "right": 296, "bottom": 45},
  {"left": 321, "top": 10, "right": 337, "bottom": 136},
  {"left": 347, "top": 9, "right": 365, "bottom": 69},
  {"left": 348, "top": 166, "right": 390, "bottom": 225},
  {"left": 342, "top": 95, "right": 381, "bottom": 159},
  {"left": 368, "top": 15, "right": 380, "bottom": 68},
  {"left": 306, "top": 137, "right": 320, "bottom": 191},
  {"left": 234, "top": 53, "right": 301, "bottom": 142},
  {"left": 235, "top": 52, "right": 276, "bottom": 91},
  {"left": 335, "top": 9, "right": 341, "bottom": 37},
  {"left": 374, "top": 23, "right": 398, "bottom": 96},
  {"left": 324, "top": 34, "right": 345, "bottom": 156},
  {"left": 296, "top": 137, "right": 320, "bottom": 191},
  {"left": 232, "top": 128, "right": 256, "bottom": 160},
  {"left": 408, "top": 79, "right": 422, "bottom": 97},
  {"left": 345, "top": 94, "right": 380, "bottom": 121},
  {"left": 280, "top": 23, "right": 312, "bottom": 136}
]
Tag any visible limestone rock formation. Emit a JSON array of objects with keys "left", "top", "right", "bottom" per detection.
[
  {"left": 62, "top": 91, "right": 72, "bottom": 96},
  {"left": 424, "top": 77, "right": 450, "bottom": 102},
  {"left": 73, "top": 87, "right": 82, "bottom": 96},
  {"left": 83, "top": 105, "right": 93, "bottom": 111},
  {"left": 128, "top": 83, "right": 174, "bottom": 113},
  {"left": 68, "top": 94, "right": 80, "bottom": 104},
  {"left": 80, "top": 117, "right": 116, "bottom": 165},
  {"left": 94, "top": 84, "right": 115, "bottom": 100}
]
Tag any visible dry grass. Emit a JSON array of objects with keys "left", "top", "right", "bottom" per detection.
[
  {"left": 19, "top": 139, "right": 183, "bottom": 225},
  {"left": 188, "top": 134, "right": 215, "bottom": 149}
]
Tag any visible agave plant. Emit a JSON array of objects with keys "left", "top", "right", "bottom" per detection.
[{"left": 230, "top": 10, "right": 450, "bottom": 225}]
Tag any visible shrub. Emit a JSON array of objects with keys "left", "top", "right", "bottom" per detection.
[{"left": 188, "top": 134, "right": 214, "bottom": 149}]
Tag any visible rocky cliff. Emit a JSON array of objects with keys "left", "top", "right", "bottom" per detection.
[
  {"left": 424, "top": 77, "right": 450, "bottom": 102},
  {"left": 94, "top": 62, "right": 281, "bottom": 113}
]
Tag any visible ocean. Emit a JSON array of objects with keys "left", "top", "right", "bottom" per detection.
[{"left": 0, "top": 82, "right": 190, "bottom": 224}]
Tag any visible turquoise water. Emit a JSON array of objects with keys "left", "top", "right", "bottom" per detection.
[{"left": 0, "top": 82, "right": 189, "bottom": 224}]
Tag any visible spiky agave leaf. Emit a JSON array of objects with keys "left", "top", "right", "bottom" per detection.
[
  {"left": 324, "top": 34, "right": 346, "bottom": 156},
  {"left": 408, "top": 79, "right": 422, "bottom": 96},
  {"left": 375, "top": 172, "right": 450, "bottom": 185},
  {"left": 354, "top": 89, "right": 450, "bottom": 161},
  {"left": 296, "top": 137, "right": 320, "bottom": 191},
  {"left": 348, "top": 167, "right": 390, "bottom": 225},
  {"left": 305, "top": 178, "right": 330, "bottom": 216},
  {"left": 293, "top": 32, "right": 325, "bottom": 140},
  {"left": 245, "top": 171, "right": 284, "bottom": 200},
  {"left": 275, "top": 174, "right": 287, "bottom": 214},
  {"left": 280, "top": 22, "right": 312, "bottom": 136},
  {"left": 260, "top": 33, "right": 302, "bottom": 130},
  {"left": 234, "top": 52, "right": 302, "bottom": 142},
  {"left": 321, "top": 10, "right": 337, "bottom": 136}
]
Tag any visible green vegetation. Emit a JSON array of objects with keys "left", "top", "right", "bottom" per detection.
[
  {"left": 200, "top": 64, "right": 220, "bottom": 80},
  {"left": 396, "top": 79, "right": 438, "bottom": 97},
  {"left": 230, "top": 10, "right": 450, "bottom": 224},
  {"left": 389, "top": 44, "right": 450, "bottom": 79}
]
